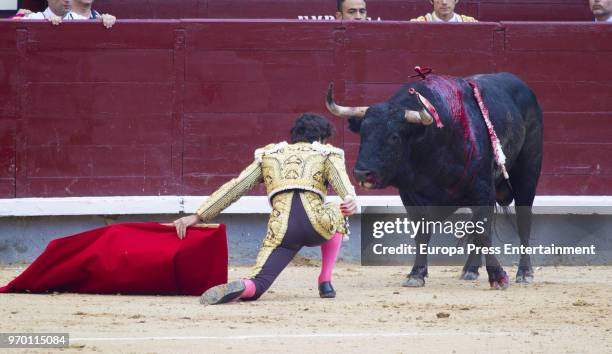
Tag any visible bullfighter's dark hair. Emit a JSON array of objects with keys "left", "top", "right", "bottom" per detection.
[
  {"left": 337, "top": 0, "right": 366, "bottom": 11},
  {"left": 290, "top": 113, "right": 335, "bottom": 143}
]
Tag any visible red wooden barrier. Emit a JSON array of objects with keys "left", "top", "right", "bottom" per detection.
[
  {"left": 0, "top": 20, "right": 610, "bottom": 198},
  {"left": 19, "top": 0, "right": 594, "bottom": 22},
  {"left": 501, "top": 22, "right": 612, "bottom": 194},
  {"left": 0, "top": 22, "right": 19, "bottom": 198}
]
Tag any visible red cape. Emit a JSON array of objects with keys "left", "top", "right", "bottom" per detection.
[{"left": 0, "top": 222, "right": 228, "bottom": 296}]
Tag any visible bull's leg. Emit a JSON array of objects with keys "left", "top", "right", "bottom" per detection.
[
  {"left": 461, "top": 237, "right": 482, "bottom": 281},
  {"left": 474, "top": 206, "right": 509, "bottom": 290},
  {"left": 513, "top": 107, "right": 542, "bottom": 283},
  {"left": 461, "top": 210, "right": 484, "bottom": 280},
  {"left": 509, "top": 139, "right": 541, "bottom": 283},
  {"left": 515, "top": 206, "right": 534, "bottom": 283},
  {"left": 511, "top": 184, "right": 537, "bottom": 284},
  {"left": 401, "top": 232, "right": 430, "bottom": 287},
  {"left": 399, "top": 204, "right": 456, "bottom": 288}
]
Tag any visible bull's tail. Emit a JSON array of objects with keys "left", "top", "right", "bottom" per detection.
[
  {"left": 494, "top": 177, "right": 519, "bottom": 243},
  {"left": 456, "top": 201, "right": 516, "bottom": 248},
  {"left": 496, "top": 178, "right": 514, "bottom": 206},
  {"left": 492, "top": 204, "right": 518, "bottom": 245}
]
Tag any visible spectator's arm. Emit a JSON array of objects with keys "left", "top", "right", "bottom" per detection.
[{"left": 13, "top": 9, "right": 32, "bottom": 19}]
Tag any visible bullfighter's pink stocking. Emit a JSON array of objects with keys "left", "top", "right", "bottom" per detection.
[
  {"left": 318, "top": 232, "right": 342, "bottom": 283},
  {"left": 240, "top": 279, "right": 256, "bottom": 299}
]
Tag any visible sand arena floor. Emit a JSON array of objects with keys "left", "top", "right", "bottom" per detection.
[{"left": 1, "top": 263, "right": 611, "bottom": 353}]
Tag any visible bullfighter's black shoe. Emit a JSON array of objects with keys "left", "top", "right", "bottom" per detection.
[
  {"left": 318, "top": 281, "right": 336, "bottom": 298},
  {"left": 200, "top": 280, "right": 245, "bottom": 305}
]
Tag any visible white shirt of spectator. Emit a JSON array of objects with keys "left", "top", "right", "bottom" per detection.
[
  {"left": 426, "top": 12, "right": 464, "bottom": 22},
  {"left": 68, "top": 11, "right": 99, "bottom": 20},
  {"left": 25, "top": 7, "right": 69, "bottom": 20},
  {"left": 594, "top": 16, "right": 612, "bottom": 22}
]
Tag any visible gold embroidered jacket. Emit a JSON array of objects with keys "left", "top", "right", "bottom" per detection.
[
  {"left": 410, "top": 13, "right": 477, "bottom": 22},
  {"left": 196, "top": 141, "right": 356, "bottom": 226}
]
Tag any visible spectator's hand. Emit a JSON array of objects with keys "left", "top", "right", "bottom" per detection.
[
  {"left": 48, "top": 14, "right": 63, "bottom": 25},
  {"left": 340, "top": 196, "right": 358, "bottom": 216},
  {"left": 173, "top": 214, "right": 200, "bottom": 239},
  {"left": 100, "top": 14, "right": 116, "bottom": 29},
  {"left": 16, "top": 8, "right": 32, "bottom": 17}
]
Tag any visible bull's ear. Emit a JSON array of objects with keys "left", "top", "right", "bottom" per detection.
[{"left": 348, "top": 117, "right": 362, "bottom": 133}]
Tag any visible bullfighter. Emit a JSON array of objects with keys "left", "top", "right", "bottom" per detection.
[{"left": 173, "top": 113, "right": 358, "bottom": 304}]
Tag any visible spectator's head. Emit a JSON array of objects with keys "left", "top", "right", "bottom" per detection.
[
  {"left": 48, "top": 0, "right": 72, "bottom": 16},
  {"left": 290, "top": 113, "right": 335, "bottom": 143},
  {"left": 335, "top": 0, "right": 367, "bottom": 21},
  {"left": 590, "top": 0, "right": 612, "bottom": 21},
  {"left": 430, "top": 0, "right": 459, "bottom": 21}
]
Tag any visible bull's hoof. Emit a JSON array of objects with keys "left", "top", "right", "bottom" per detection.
[
  {"left": 460, "top": 266, "right": 480, "bottom": 280},
  {"left": 401, "top": 276, "right": 425, "bottom": 287},
  {"left": 460, "top": 271, "right": 479, "bottom": 281},
  {"left": 489, "top": 272, "right": 510, "bottom": 290},
  {"left": 515, "top": 267, "right": 534, "bottom": 284}
]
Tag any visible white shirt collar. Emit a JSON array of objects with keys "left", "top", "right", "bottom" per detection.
[
  {"left": 431, "top": 12, "right": 462, "bottom": 22},
  {"left": 69, "top": 10, "right": 98, "bottom": 20},
  {"left": 43, "top": 7, "right": 70, "bottom": 19}
]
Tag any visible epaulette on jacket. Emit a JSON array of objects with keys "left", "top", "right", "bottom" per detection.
[
  {"left": 254, "top": 141, "right": 344, "bottom": 161},
  {"left": 312, "top": 141, "right": 345, "bottom": 157},
  {"left": 254, "top": 141, "right": 288, "bottom": 162}
]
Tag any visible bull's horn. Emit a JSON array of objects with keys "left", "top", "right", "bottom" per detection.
[
  {"left": 404, "top": 109, "right": 434, "bottom": 125},
  {"left": 326, "top": 83, "right": 369, "bottom": 119}
]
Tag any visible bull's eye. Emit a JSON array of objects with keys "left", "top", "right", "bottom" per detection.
[{"left": 388, "top": 134, "right": 401, "bottom": 145}]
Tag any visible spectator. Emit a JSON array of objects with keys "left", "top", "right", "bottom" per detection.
[
  {"left": 590, "top": 0, "right": 612, "bottom": 22},
  {"left": 69, "top": 0, "right": 116, "bottom": 28},
  {"left": 21, "top": 0, "right": 72, "bottom": 25},
  {"left": 335, "top": 0, "right": 367, "bottom": 21},
  {"left": 411, "top": 0, "right": 477, "bottom": 22}
]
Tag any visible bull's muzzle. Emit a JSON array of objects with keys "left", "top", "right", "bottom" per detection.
[{"left": 354, "top": 169, "right": 378, "bottom": 189}]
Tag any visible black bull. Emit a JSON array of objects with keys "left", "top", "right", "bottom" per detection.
[{"left": 327, "top": 72, "right": 543, "bottom": 289}]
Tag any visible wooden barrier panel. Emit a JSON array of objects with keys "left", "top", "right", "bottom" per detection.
[
  {"left": 501, "top": 22, "right": 612, "bottom": 194},
  {"left": 0, "top": 22, "right": 19, "bottom": 198},
  {"left": 0, "top": 20, "right": 610, "bottom": 197},
  {"left": 181, "top": 20, "right": 342, "bottom": 195},
  {"left": 15, "top": 22, "right": 181, "bottom": 197}
]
